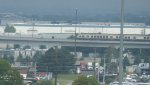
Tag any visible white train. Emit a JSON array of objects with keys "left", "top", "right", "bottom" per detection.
[{"left": 75, "top": 33, "right": 150, "bottom": 41}]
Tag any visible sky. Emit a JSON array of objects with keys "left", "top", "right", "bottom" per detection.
[{"left": 0, "top": 0, "right": 150, "bottom": 16}]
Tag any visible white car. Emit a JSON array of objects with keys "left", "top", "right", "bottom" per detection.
[
  {"left": 109, "top": 82, "right": 134, "bottom": 85},
  {"left": 88, "top": 66, "right": 93, "bottom": 70}
]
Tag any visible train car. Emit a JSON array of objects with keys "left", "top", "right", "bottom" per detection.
[{"left": 75, "top": 33, "right": 150, "bottom": 41}]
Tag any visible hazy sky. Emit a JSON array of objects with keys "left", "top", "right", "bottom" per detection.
[{"left": 0, "top": 0, "right": 150, "bottom": 16}]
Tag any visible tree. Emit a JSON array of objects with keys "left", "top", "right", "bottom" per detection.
[
  {"left": 7, "top": 69, "right": 23, "bottom": 85},
  {"left": 37, "top": 47, "right": 75, "bottom": 73},
  {"left": 25, "top": 56, "right": 32, "bottom": 62},
  {"left": 72, "top": 75, "right": 99, "bottom": 85},
  {"left": 16, "top": 51, "right": 33, "bottom": 66},
  {"left": 130, "top": 48, "right": 150, "bottom": 63},
  {"left": 140, "top": 49, "right": 150, "bottom": 63},
  {"left": 4, "top": 24, "right": 16, "bottom": 33},
  {"left": 107, "top": 62, "right": 118, "bottom": 74},
  {"left": 72, "top": 75, "right": 88, "bottom": 85},
  {"left": 123, "top": 56, "right": 130, "bottom": 70},
  {"left": 3, "top": 54, "right": 14, "bottom": 64},
  {"left": 32, "top": 51, "right": 43, "bottom": 63},
  {"left": 0, "top": 59, "right": 23, "bottom": 85},
  {"left": 134, "top": 55, "right": 141, "bottom": 65},
  {"left": 105, "top": 46, "right": 119, "bottom": 63},
  {"left": 104, "top": 46, "right": 119, "bottom": 74},
  {"left": 16, "top": 52, "right": 24, "bottom": 62},
  {"left": 87, "top": 76, "right": 99, "bottom": 85},
  {"left": 37, "top": 47, "right": 75, "bottom": 85},
  {"left": 0, "top": 59, "right": 11, "bottom": 74}
]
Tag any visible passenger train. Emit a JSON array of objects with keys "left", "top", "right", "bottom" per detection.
[{"left": 75, "top": 33, "right": 150, "bottom": 41}]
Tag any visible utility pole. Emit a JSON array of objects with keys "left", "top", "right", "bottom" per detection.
[
  {"left": 32, "top": 18, "right": 35, "bottom": 38},
  {"left": 54, "top": 46, "right": 58, "bottom": 85},
  {"left": 74, "top": 9, "right": 78, "bottom": 58},
  {"left": 47, "top": 66, "right": 49, "bottom": 80},
  {"left": 94, "top": 48, "right": 96, "bottom": 77},
  {"left": 61, "top": 25, "right": 63, "bottom": 33},
  {"left": 119, "top": 0, "right": 124, "bottom": 85},
  {"left": 31, "top": 18, "right": 35, "bottom": 57},
  {"left": 98, "top": 66, "right": 100, "bottom": 84},
  {"left": 103, "top": 54, "right": 106, "bottom": 85},
  {"left": 34, "top": 62, "right": 37, "bottom": 78}
]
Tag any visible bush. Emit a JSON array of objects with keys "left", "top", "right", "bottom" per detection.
[
  {"left": 34, "top": 80, "right": 53, "bottom": 85},
  {"left": 72, "top": 75, "right": 99, "bottom": 85},
  {"left": 4, "top": 25, "right": 16, "bottom": 33}
]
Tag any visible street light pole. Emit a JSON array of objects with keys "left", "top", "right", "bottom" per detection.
[
  {"left": 119, "top": 0, "right": 124, "bottom": 85},
  {"left": 74, "top": 9, "right": 78, "bottom": 58}
]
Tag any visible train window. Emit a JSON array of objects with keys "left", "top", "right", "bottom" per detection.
[
  {"left": 97, "top": 36, "right": 99, "bottom": 38},
  {"left": 52, "top": 36, "right": 54, "bottom": 39},
  {"left": 103, "top": 36, "right": 105, "bottom": 39},
  {"left": 128, "top": 37, "right": 130, "bottom": 39},
  {"left": 110, "top": 36, "right": 113, "bottom": 39},
  {"left": 147, "top": 37, "right": 149, "bottom": 39},
  {"left": 106, "top": 36, "right": 108, "bottom": 38},
  {"left": 124, "top": 37, "right": 127, "bottom": 39},
  {"left": 100, "top": 36, "right": 102, "bottom": 38},
  {"left": 82, "top": 35, "right": 84, "bottom": 38},
  {"left": 144, "top": 37, "right": 146, "bottom": 39},
  {"left": 91, "top": 36, "right": 93, "bottom": 38},
  {"left": 79, "top": 35, "right": 81, "bottom": 38},
  {"left": 94, "top": 36, "right": 97, "bottom": 38},
  {"left": 86, "top": 35, "right": 89, "bottom": 38}
]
